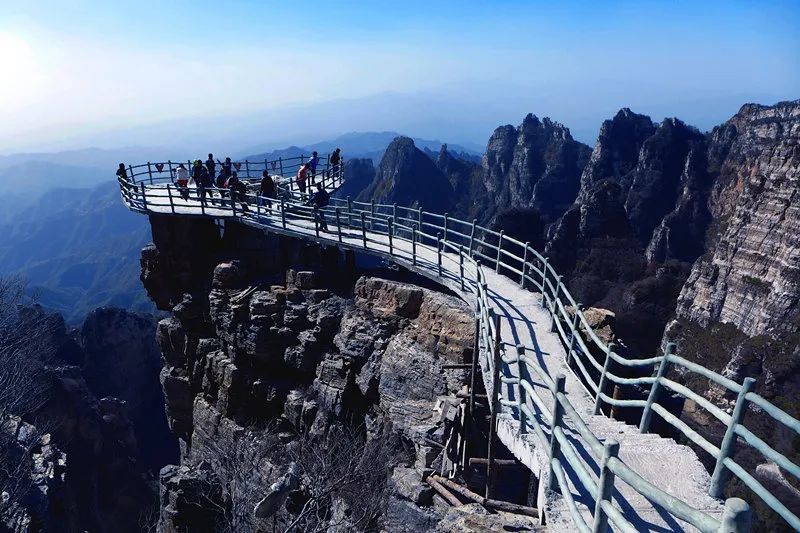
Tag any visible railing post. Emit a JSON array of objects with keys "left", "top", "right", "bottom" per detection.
[
  {"left": 719, "top": 498, "right": 752, "bottom": 533},
  {"left": 412, "top": 223, "right": 418, "bottom": 265},
  {"left": 486, "top": 310, "right": 503, "bottom": 499},
  {"left": 594, "top": 343, "right": 615, "bottom": 415},
  {"left": 139, "top": 183, "right": 147, "bottom": 210},
  {"left": 370, "top": 199, "right": 375, "bottom": 231},
  {"left": 418, "top": 208, "right": 424, "bottom": 243},
  {"left": 393, "top": 203, "right": 397, "bottom": 235},
  {"left": 245, "top": 159, "right": 250, "bottom": 178},
  {"left": 361, "top": 212, "right": 367, "bottom": 248},
  {"left": 520, "top": 242, "right": 529, "bottom": 288},
  {"left": 167, "top": 184, "right": 174, "bottom": 213},
  {"left": 592, "top": 439, "right": 620, "bottom": 533},
  {"left": 280, "top": 198, "right": 286, "bottom": 229},
  {"left": 710, "top": 377, "right": 757, "bottom": 498},
  {"left": 540, "top": 256, "right": 549, "bottom": 307},
  {"left": 639, "top": 343, "right": 675, "bottom": 433},
  {"left": 566, "top": 303, "right": 583, "bottom": 365},
  {"left": 347, "top": 197, "right": 353, "bottom": 227},
  {"left": 256, "top": 193, "right": 261, "bottom": 220},
  {"left": 459, "top": 246, "right": 465, "bottom": 292},
  {"left": 335, "top": 207, "right": 342, "bottom": 243},
  {"left": 547, "top": 374, "right": 567, "bottom": 491},
  {"left": 495, "top": 230, "right": 504, "bottom": 273},
  {"left": 444, "top": 212, "right": 449, "bottom": 242},
  {"left": 278, "top": 157, "right": 284, "bottom": 179},
  {"left": 469, "top": 309, "right": 480, "bottom": 415},
  {"left": 231, "top": 191, "right": 237, "bottom": 217},
  {"left": 468, "top": 219, "right": 477, "bottom": 254},
  {"left": 388, "top": 217, "right": 394, "bottom": 255},
  {"left": 147, "top": 162, "right": 153, "bottom": 184},
  {"left": 437, "top": 233, "right": 443, "bottom": 276},
  {"left": 549, "top": 275, "right": 563, "bottom": 333},
  {"left": 516, "top": 344, "right": 527, "bottom": 435}
]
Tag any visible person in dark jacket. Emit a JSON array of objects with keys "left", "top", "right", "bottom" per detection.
[
  {"left": 259, "top": 170, "right": 275, "bottom": 210},
  {"left": 307, "top": 183, "right": 330, "bottom": 231},
  {"left": 217, "top": 157, "right": 233, "bottom": 180},
  {"left": 193, "top": 160, "right": 210, "bottom": 204},
  {"left": 327, "top": 148, "right": 341, "bottom": 182},
  {"left": 228, "top": 172, "right": 248, "bottom": 211},
  {"left": 116, "top": 163, "right": 128, "bottom": 181},
  {"left": 308, "top": 151, "right": 320, "bottom": 184},
  {"left": 205, "top": 154, "right": 216, "bottom": 181}
]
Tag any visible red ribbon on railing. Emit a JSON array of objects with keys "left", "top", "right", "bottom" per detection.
[
  {"left": 155, "top": 163, "right": 164, "bottom": 172},
  {"left": 234, "top": 162, "right": 242, "bottom": 171}
]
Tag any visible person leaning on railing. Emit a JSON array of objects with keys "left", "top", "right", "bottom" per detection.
[{"left": 116, "top": 163, "right": 127, "bottom": 181}]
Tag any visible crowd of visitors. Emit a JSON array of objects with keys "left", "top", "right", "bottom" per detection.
[{"left": 119, "top": 150, "right": 342, "bottom": 231}]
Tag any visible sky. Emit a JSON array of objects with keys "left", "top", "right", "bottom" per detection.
[{"left": 0, "top": 0, "right": 798, "bottom": 153}]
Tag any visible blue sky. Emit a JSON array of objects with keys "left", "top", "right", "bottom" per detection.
[{"left": 0, "top": 0, "right": 798, "bottom": 152}]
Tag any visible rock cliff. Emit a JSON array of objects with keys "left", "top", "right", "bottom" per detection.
[{"left": 138, "top": 215, "right": 534, "bottom": 531}]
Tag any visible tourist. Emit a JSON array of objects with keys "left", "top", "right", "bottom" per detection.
[
  {"left": 296, "top": 163, "right": 309, "bottom": 199},
  {"left": 173, "top": 163, "right": 190, "bottom": 200},
  {"left": 328, "top": 148, "right": 341, "bottom": 182},
  {"left": 205, "top": 154, "right": 216, "bottom": 183},
  {"left": 116, "top": 163, "right": 127, "bottom": 181},
  {"left": 228, "top": 172, "right": 249, "bottom": 211},
  {"left": 192, "top": 160, "right": 209, "bottom": 204},
  {"left": 259, "top": 170, "right": 275, "bottom": 210},
  {"left": 307, "top": 183, "right": 330, "bottom": 231},
  {"left": 308, "top": 151, "right": 320, "bottom": 184},
  {"left": 217, "top": 156, "right": 233, "bottom": 181}
]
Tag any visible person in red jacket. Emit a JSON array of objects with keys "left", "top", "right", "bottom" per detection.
[{"left": 296, "top": 163, "right": 309, "bottom": 199}]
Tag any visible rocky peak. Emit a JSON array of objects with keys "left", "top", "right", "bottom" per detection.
[
  {"left": 481, "top": 114, "right": 591, "bottom": 223},
  {"left": 357, "top": 136, "right": 454, "bottom": 210}
]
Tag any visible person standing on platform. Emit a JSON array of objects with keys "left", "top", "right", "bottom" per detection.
[{"left": 259, "top": 170, "right": 275, "bottom": 211}]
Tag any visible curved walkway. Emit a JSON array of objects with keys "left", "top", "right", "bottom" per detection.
[{"left": 118, "top": 161, "right": 754, "bottom": 532}]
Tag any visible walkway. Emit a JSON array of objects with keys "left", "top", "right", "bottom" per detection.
[{"left": 118, "top": 161, "right": 750, "bottom": 532}]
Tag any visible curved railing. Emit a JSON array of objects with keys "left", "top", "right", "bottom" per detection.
[{"left": 118, "top": 157, "right": 800, "bottom": 531}]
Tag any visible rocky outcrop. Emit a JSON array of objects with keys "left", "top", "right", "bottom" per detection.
[
  {"left": 358, "top": 136, "right": 455, "bottom": 210},
  {"left": 482, "top": 114, "right": 591, "bottom": 223},
  {"left": 542, "top": 110, "right": 708, "bottom": 353},
  {"left": 138, "top": 218, "right": 486, "bottom": 530}
]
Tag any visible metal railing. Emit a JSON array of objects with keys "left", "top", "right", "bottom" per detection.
[{"left": 118, "top": 156, "right": 800, "bottom": 531}]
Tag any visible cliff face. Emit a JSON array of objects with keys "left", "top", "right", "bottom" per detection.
[
  {"left": 2, "top": 306, "right": 169, "bottom": 533},
  {"left": 138, "top": 216, "right": 513, "bottom": 531},
  {"left": 675, "top": 101, "right": 800, "bottom": 336}
]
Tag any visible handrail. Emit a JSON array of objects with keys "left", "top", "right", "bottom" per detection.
[{"left": 116, "top": 154, "right": 800, "bottom": 531}]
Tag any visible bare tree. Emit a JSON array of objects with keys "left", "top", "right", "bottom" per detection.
[
  {"left": 0, "top": 277, "right": 57, "bottom": 518},
  {"left": 278, "top": 424, "right": 394, "bottom": 533}
]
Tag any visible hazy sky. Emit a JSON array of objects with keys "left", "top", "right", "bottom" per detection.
[{"left": 0, "top": 0, "right": 798, "bottom": 153}]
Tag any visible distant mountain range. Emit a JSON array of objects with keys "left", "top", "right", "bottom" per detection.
[
  {"left": 241, "top": 131, "right": 481, "bottom": 165},
  {"left": 0, "top": 181, "right": 154, "bottom": 323},
  {"left": 0, "top": 131, "right": 479, "bottom": 323}
]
